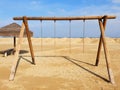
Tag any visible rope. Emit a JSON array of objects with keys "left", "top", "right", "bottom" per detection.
[
  {"left": 69, "top": 20, "right": 71, "bottom": 53},
  {"left": 54, "top": 20, "right": 56, "bottom": 55},
  {"left": 40, "top": 20, "right": 43, "bottom": 51},
  {"left": 83, "top": 19, "right": 85, "bottom": 53}
]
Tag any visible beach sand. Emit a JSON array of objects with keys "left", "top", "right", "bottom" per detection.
[{"left": 0, "top": 38, "right": 120, "bottom": 90}]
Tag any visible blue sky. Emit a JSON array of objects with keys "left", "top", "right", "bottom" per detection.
[{"left": 0, "top": 0, "right": 120, "bottom": 37}]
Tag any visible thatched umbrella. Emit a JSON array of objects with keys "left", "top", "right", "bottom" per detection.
[
  {"left": 0, "top": 23, "right": 33, "bottom": 56},
  {"left": 0, "top": 23, "right": 33, "bottom": 48}
]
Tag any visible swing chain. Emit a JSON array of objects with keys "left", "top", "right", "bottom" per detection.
[
  {"left": 83, "top": 19, "right": 85, "bottom": 53},
  {"left": 54, "top": 20, "right": 56, "bottom": 55},
  {"left": 69, "top": 20, "right": 71, "bottom": 53},
  {"left": 40, "top": 20, "right": 43, "bottom": 51}
]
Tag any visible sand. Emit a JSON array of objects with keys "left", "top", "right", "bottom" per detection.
[{"left": 0, "top": 38, "right": 120, "bottom": 90}]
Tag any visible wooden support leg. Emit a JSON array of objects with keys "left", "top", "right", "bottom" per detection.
[
  {"left": 95, "top": 16, "right": 107, "bottom": 66},
  {"left": 95, "top": 36, "right": 102, "bottom": 66},
  {"left": 13, "top": 36, "right": 16, "bottom": 54},
  {"left": 14, "top": 36, "right": 16, "bottom": 48},
  {"left": 23, "top": 16, "right": 35, "bottom": 64},
  {"left": 9, "top": 22, "right": 25, "bottom": 81},
  {"left": 99, "top": 19, "right": 115, "bottom": 84}
]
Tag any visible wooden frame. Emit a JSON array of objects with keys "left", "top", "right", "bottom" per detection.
[
  {"left": 9, "top": 15, "right": 116, "bottom": 84},
  {"left": 13, "top": 16, "right": 115, "bottom": 20}
]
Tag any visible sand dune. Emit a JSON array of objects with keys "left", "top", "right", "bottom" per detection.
[{"left": 0, "top": 38, "right": 120, "bottom": 90}]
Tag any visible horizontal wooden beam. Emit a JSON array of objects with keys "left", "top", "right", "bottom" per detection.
[{"left": 13, "top": 15, "right": 116, "bottom": 21}]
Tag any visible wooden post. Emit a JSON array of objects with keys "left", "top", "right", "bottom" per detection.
[
  {"left": 12, "top": 36, "right": 16, "bottom": 55},
  {"left": 98, "top": 19, "right": 115, "bottom": 84},
  {"left": 23, "top": 16, "right": 35, "bottom": 64},
  {"left": 95, "top": 16, "right": 107, "bottom": 66},
  {"left": 9, "top": 22, "right": 25, "bottom": 80},
  {"left": 14, "top": 36, "right": 16, "bottom": 48}
]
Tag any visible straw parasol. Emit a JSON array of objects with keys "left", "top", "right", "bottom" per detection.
[{"left": 0, "top": 23, "right": 33, "bottom": 47}]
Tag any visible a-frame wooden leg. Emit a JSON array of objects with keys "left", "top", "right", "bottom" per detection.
[
  {"left": 23, "top": 16, "right": 35, "bottom": 64},
  {"left": 95, "top": 36, "right": 102, "bottom": 66},
  {"left": 9, "top": 22, "right": 25, "bottom": 81},
  {"left": 98, "top": 19, "right": 115, "bottom": 84},
  {"left": 95, "top": 16, "right": 107, "bottom": 66}
]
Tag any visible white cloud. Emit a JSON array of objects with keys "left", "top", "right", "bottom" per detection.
[
  {"left": 28, "top": 1, "right": 42, "bottom": 10},
  {"left": 111, "top": 6, "right": 120, "bottom": 11},
  {"left": 31, "top": 1, "right": 38, "bottom": 5},
  {"left": 112, "top": 0, "right": 120, "bottom": 3},
  {"left": 0, "top": 18, "right": 14, "bottom": 27}
]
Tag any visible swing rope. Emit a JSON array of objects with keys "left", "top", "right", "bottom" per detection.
[
  {"left": 83, "top": 19, "right": 85, "bottom": 53},
  {"left": 54, "top": 20, "right": 56, "bottom": 55},
  {"left": 69, "top": 20, "right": 71, "bottom": 53},
  {"left": 40, "top": 20, "right": 43, "bottom": 51}
]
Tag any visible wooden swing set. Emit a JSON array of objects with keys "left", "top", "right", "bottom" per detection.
[{"left": 9, "top": 15, "right": 116, "bottom": 84}]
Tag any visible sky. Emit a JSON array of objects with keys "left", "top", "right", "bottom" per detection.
[{"left": 0, "top": 0, "right": 120, "bottom": 37}]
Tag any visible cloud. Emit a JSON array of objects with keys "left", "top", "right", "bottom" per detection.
[
  {"left": 47, "top": 5, "right": 116, "bottom": 16},
  {"left": 112, "top": 0, "right": 120, "bottom": 3},
  {"left": 28, "top": 1, "right": 42, "bottom": 10},
  {"left": 111, "top": 6, "right": 120, "bottom": 12},
  {"left": 0, "top": 0, "right": 119, "bottom": 37},
  {"left": 0, "top": 18, "right": 14, "bottom": 27}
]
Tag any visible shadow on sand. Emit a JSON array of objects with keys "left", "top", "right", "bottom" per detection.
[
  {"left": 0, "top": 48, "right": 29, "bottom": 56},
  {"left": 12, "top": 55, "right": 110, "bottom": 82}
]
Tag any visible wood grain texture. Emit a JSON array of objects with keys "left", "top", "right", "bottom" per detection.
[
  {"left": 13, "top": 15, "right": 116, "bottom": 20},
  {"left": 9, "top": 22, "right": 25, "bottom": 81}
]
